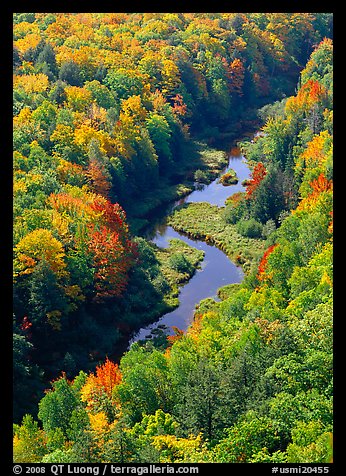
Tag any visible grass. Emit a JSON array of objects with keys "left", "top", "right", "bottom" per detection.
[
  {"left": 217, "top": 283, "right": 242, "bottom": 300},
  {"left": 167, "top": 202, "right": 266, "bottom": 273}
]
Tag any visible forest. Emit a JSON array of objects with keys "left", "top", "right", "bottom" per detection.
[{"left": 13, "top": 13, "right": 333, "bottom": 464}]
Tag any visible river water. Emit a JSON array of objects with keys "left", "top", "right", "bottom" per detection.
[{"left": 129, "top": 144, "right": 251, "bottom": 343}]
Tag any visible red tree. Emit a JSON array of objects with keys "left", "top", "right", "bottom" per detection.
[
  {"left": 87, "top": 224, "right": 133, "bottom": 301},
  {"left": 94, "top": 357, "right": 122, "bottom": 397},
  {"left": 257, "top": 244, "right": 277, "bottom": 281},
  {"left": 246, "top": 162, "right": 267, "bottom": 199}
]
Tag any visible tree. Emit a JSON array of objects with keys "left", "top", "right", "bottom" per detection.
[
  {"left": 249, "top": 165, "right": 289, "bottom": 223},
  {"left": 13, "top": 45, "right": 22, "bottom": 68},
  {"left": 86, "top": 138, "right": 112, "bottom": 198},
  {"left": 80, "top": 358, "right": 122, "bottom": 419},
  {"left": 87, "top": 225, "right": 132, "bottom": 301},
  {"left": 213, "top": 411, "right": 281, "bottom": 462},
  {"left": 127, "top": 410, "right": 178, "bottom": 462},
  {"left": 13, "top": 325, "right": 45, "bottom": 423},
  {"left": 25, "top": 259, "right": 68, "bottom": 330},
  {"left": 150, "top": 432, "right": 209, "bottom": 463},
  {"left": 175, "top": 359, "right": 213, "bottom": 440},
  {"left": 160, "top": 59, "right": 181, "bottom": 97},
  {"left": 59, "top": 60, "right": 82, "bottom": 86},
  {"left": 286, "top": 421, "right": 333, "bottom": 463},
  {"left": 31, "top": 99, "right": 57, "bottom": 133},
  {"left": 13, "top": 414, "right": 47, "bottom": 463},
  {"left": 105, "top": 69, "right": 144, "bottom": 100},
  {"left": 227, "top": 58, "right": 245, "bottom": 96},
  {"left": 50, "top": 124, "right": 85, "bottom": 164},
  {"left": 245, "top": 162, "right": 267, "bottom": 199},
  {"left": 268, "top": 389, "right": 333, "bottom": 444},
  {"left": 116, "top": 345, "right": 173, "bottom": 424},
  {"left": 14, "top": 228, "right": 67, "bottom": 278},
  {"left": 257, "top": 245, "right": 278, "bottom": 281},
  {"left": 102, "top": 418, "right": 137, "bottom": 463},
  {"left": 14, "top": 73, "right": 50, "bottom": 94},
  {"left": 64, "top": 86, "right": 93, "bottom": 112},
  {"left": 36, "top": 42, "right": 58, "bottom": 78},
  {"left": 38, "top": 372, "right": 86, "bottom": 437},
  {"left": 300, "top": 38, "right": 333, "bottom": 91},
  {"left": 84, "top": 80, "right": 117, "bottom": 109},
  {"left": 146, "top": 112, "right": 173, "bottom": 173},
  {"left": 49, "top": 80, "right": 67, "bottom": 105}
]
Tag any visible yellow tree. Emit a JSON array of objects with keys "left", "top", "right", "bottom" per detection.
[
  {"left": 14, "top": 228, "right": 68, "bottom": 279},
  {"left": 160, "top": 59, "right": 181, "bottom": 97},
  {"left": 65, "top": 86, "right": 93, "bottom": 113}
]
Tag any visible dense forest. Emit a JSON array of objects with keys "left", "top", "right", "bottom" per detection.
[{"left": 13, "top": 13, "right": 333, "bottom": 464}]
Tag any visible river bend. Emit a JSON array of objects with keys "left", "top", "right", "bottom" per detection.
[{"left": 130, "top": 144, "right": 251, "bottom": 343}]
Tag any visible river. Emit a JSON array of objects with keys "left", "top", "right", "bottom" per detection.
[{"left": 129, "top": 143, "right": 251, "bottom": 344}]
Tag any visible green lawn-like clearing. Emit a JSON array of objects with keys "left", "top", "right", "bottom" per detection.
[{"left": 167, "top": 202, "right": 265, "bottom": 273}]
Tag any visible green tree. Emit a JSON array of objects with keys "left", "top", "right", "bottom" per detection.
[
  {"left": 59, "top": 61, "right": 82, "bottom": 87},
  {"left": 32, "top": 100, "right": 57, "bottom": 134},
  {"left": 213, "top": 410, "right": 281, "bottom": 463},
  {"left": 116, "top": 345, "right": 173, "bottom": 424},
  {"left": 146, "top": 112, "right": 173, "bottom": 174},
  {"left": 13, "top": 323, "right": 45, "bottom": 423},
  {"left": 286, "top": 421, "right": 333, "bottom": 463},
  {"left": 84, "top": 80, "right": 117, "bottom": 109},
  {"left": 49, "top": 80, "right": 67, "bottom": 105},
  {"left": 26, "top": 259, "right": 69, "bottom": 330},
  {"left": 105, "top": 69, "right": 144, "bottom": 100},
  {"left": 38, "top": 372, "right": 86, "bottom": 437},
  {"left": 13, "top": 414, "right": 47, "bottom": 463},
  {"left": 269, "top": 390, "right": 333, "bottom": 444}
]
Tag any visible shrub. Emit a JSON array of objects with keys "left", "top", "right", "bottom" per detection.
[
  {"left": 223, "top": 204, "right": 242, "bottom": 224},
  {"left": 237, "top": 218, "right": 263, "bottom": 238},
  {"left": 152, "top": 274, "right": 171, "bottom": 296},
  {"left": 168, "top": 253, "right": 193, "bottom": 274},
  {"left": 218, "top": 170, "right": 238, "bottom": 186},
  {"left": 222, "top": 198, "right": 248, "bottom": 224},
  {"left": 194, "top": 169, "right": 210, "bottom": 184}
]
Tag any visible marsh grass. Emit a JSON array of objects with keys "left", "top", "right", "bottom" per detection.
[{"left": 168, "top": 202, "right": 265, "bottom": 273}]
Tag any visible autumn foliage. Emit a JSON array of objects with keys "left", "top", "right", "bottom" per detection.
[
  {"left": 81, "top": 358, "right": 122, "bottom": 401},
  {"left": 285, "top": 79, "right": 328, "bottom": 115},
  {"left": 310, "top": 173, "right": 333, "bottom": 195},
  {"left": 245, "top": 162, "right": 267, "bottom": 199},
  {"left": 87, "top": 225, "right": 132, "bottom": 301},
  {"left": 257, "top": 244, "right": 278, "bottom": 281},
  {"left": 13, "top": 14, "right": 333, "bottom": 463},
  {"left": 227, "top": 58, "right": 245, "bottom": 96},
  {"left": 295, "top": 173, "right": 333, "bottom": 214}
]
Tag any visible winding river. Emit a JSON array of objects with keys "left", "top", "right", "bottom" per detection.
[{"left": 129, "top": 142, "right": 252, "bottom": 344}]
